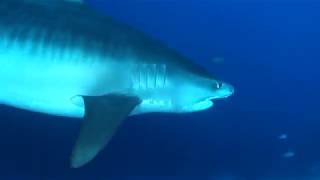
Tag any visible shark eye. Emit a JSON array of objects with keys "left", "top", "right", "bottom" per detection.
[{"left": 216, "top": 82, "right": 223, "bottom": 89}]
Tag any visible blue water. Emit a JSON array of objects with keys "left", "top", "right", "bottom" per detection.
[{"left": 0, "top": 0, "right": 319, "bottom": 179}]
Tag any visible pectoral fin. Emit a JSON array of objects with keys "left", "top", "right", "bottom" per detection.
[{"left": 71, "top": 94, "right": 141, "bottom": 168}]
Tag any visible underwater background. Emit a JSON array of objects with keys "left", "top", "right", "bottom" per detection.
[{"left": 0, "top": 0, "right": 319, "bottom": 179}]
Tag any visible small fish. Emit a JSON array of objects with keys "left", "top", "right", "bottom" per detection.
[
  {"left": 283, "top": 151, "right": 295, "bottom": 158},
  {"left": 278, "top": 134, "right": 288, "bottom": 140},
  {"left": 211, "top": 56, "right": 225, "bottom": 64}
]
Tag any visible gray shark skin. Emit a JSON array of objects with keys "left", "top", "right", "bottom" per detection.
[{"left": 0, "top": 0, "right": 234, "bottom": 168}]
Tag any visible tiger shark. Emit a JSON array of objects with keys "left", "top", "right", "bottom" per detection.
[{"left": 0, "top": 0, "right": 234, "bottom": 168}]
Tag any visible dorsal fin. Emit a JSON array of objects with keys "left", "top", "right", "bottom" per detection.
[
  {"left": 23, "top": 0, "right": 84, "bottom": 5},
  {"left": 67, "top": 0, "right": 83, "bottom": 3},
  {"left": 26, "top": 0, "right": 83, "bottom": 3}
]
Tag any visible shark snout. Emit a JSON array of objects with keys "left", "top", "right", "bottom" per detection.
[
  {"left": 211, "top": 82, "right": 234, "bottom": 100},
  {"left": 222, "top": 82, "right": 234, "bottom": 98}
]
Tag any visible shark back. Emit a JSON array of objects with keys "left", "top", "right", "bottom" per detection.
[{"left": 0, "top": 0, "right": 213, "bottom": 77}]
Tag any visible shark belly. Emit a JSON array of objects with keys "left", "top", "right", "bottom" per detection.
[{"left": 1, "top": 62, "right": 87, "bottom": 118}]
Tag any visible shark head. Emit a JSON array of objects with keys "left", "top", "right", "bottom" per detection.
[{"left": 175, "top": 73, "right": 234, "bottom": 113}]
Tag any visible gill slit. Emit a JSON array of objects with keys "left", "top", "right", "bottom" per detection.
[{"left": 133, "top": 63, "right": 168, "bottom": 90}]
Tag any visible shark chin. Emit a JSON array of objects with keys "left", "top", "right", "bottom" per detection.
[{"left": 0, "top": 0, "right": 234, "bottom": 168}]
